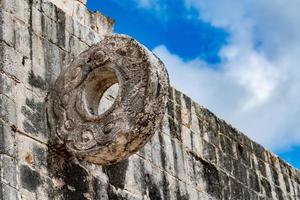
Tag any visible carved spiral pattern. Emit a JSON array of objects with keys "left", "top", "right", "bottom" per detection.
[{"left": 47, "top": 34, "right": 169, "bottom": 165}]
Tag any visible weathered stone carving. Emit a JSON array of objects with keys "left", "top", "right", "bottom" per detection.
[{"left": 47, "top": 34, "right": 169, "bottom": 165}]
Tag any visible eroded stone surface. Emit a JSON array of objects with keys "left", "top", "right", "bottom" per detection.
[
  {"left": 1, "top": 0, "right": 300, "bottom": 199},
  {"left": 47, "top": 34, "right": 169, "bottom": 165}
]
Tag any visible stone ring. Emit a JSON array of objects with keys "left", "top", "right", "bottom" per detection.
[{"left": 47, "top": 34, "right": 169, "bottom": 165}]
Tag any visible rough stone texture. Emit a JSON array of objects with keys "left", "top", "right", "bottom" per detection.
[
  {"left": 47, "top": 34, "right": 169, "bottom": 165},
  {"left": 0, "top": 0, "right": 300, "bottom": 200}
]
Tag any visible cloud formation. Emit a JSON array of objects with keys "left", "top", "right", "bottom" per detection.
[
  {"left": 134, "top": 0, "right": 165, "bottom": 11},
  {"left": 126, "top": 0, "right": 300, "bottom": 151},
  {"left": 152, "top": 0, "right": 300, "bottom": 151}
]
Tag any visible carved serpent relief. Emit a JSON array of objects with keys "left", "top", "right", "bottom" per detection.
[{"left": 47, "top": 34, "right": 169, "bottom": 165}]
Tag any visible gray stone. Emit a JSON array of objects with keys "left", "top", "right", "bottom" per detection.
[
  {"left": 0, "top": 0, "right": 299, "bottom": 199},
  {"left": 0, "top": 121, "right": 15, "bottom": 156},
  {"left": 0, "top": 154, "right": 17, "bottom": 187},
  {"left": 0, "top": 10, "right": 14, "bottom": 47},
  {"left": 47, "top": 34, "right": 169, "bottom": 165},
  {"left": 0, "top": 94, "right": 16, "bottom": 124},
  {"left": 0, "top": 0, "right": 30, "bottom": 24},
  {"left": 0, "top": 183, "right": 19, "bottom": 200},
  {"left": 14, "top": 20, "right": 31, "bottom": 58}
]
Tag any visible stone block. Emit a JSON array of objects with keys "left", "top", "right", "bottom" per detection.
[
  {"left": 232, "top": 159, "right": 248, "bottom": 185},
  {"left": 269, "top": 166, "right": 281, "bottom": 187},
  {"left": 69, "top": 35, "right": 89, "bottom": 57},
  {"left": 84, "top": 27, "right": 102, "bottom": 46},
  {"left": 218, "top": 171, "right": 231, "bottom": 199},
  {"left": 14, "top": 20, "right": 31, "bottom": 58},
  {"left": 18, "top": 96, "right": 48, "bottom": 142},
  {"left": 278, "top": 158, "right": 291, "bottom": 177},
  {"left": 257, "top": 158, "right": 267, "bottom": 178},
  {"left": 30, "top": 40, "right": 48, "bottom": 91},
  {"left": 190, "top": 131, "right": 202, "bottom": 157},
  {"left": 0, "top": 42, "right": 31, "bottom": 84},
  {"left": 0, "top": 94, "right": 16, "bottom": 124},
  {"left": 252, "top": 141, "right": 267, "bottom": 162},
  {"left": 17, "top": 134, "right": 48, "bottom": 174},
  {"left": 190, "top": 102, "right": 201, "bottom": 134},
  {"left": 168, "top": 117, "right": 182, "bottom": 141},
  {"left": 82, "top": 8, "right": 93, "bottom": 28},
  {"left": 166, "top": 100, "right": 175, "bottom": 120},
  {"left": 0, "top": 73, "right": 15, "bottom": 98},
  {"left": 218, "top": 151, "right": 233, "bottom": 175},
  {"left": 91, "top": 12, "right": 114, "bottom": 36},
  {"left": 31, "top": 7, "right": 43, "bottom": 36},
  {"left": 30, "top": 0, "right": 42, "bottom": 11},
  {"left": 236, "top": 143, "right": 251, "bottom": 167},
  {"left": 0, "top": 121, "right": 15, "bottom": 156},
  {"left": 0, "top": 10, "right": 14, "bottom": 47},
  {"left": 109, "top": 154, "right": 175, "bottom": 200},
  {"left": 64, "top": 14, "right": 74, "bottom": 34},
  {"left": 30, "top": 34, "right": 65, "bottom": 92},
  {"left": 219, "top": 134, "right": 234, "bottom": 156},
  {"left": 19, "top": 164, "right": 43, "bottom": 199},
  {"left": 73, "top": 19, "right": 87, "bottom": 41},
  {"left": 181, "top": 93, "right": 192, "bottom": 128},
  {"left": 0, "top": 154, "right": 17, "bottom": 187},
  {"left": 171, "top": 138, "right": 187, "bottom": 181},
  {"left": 62, "top": 0, "right": 75, "bottom": 17},
  {"left": 159, "top": 113, "right": 170, "bottom": 136},
  {"left": 33, "top": 36, "right": 61, "bottom": 87},
  {"left": 72, "top": 0, "right": 86, "bottom": 25},
  {"left": 175, "top": 179, "right": 192, "bottom": 200},
  {"left": 92, "top": 170, "right": 109, "bottom": 200},
  {"left": 174, "top": 88, "right": 181, "bottom": 105},
  {"left": 181, "top": 125, "right": 192, "bottom": 150},
  {"left": 184, "top": 152, "right": 198, "bottom": 186},
  {"left": 230, "top": 178, "right": 244, "bottom": 200},
  {"left": 0, "top": 183, "right": 19, "bottom": 200},
  {"left": 157, "top": 132, "right": 176, "bottom": 175},
  {"left": 0, "top": 0, "right": 30, "bottom": 24},
  {"left": 202, "top": 139, "right": 217, "bottom": 164},
  {"left": 261, "top": 177, "right": 272, "bottom": 198},
  {"left": 163, "top": 172, "right": 180, "bottom": 199},
  {"left": 56, "top": 8, "right": 71, "bottom": 51},
  {"left": 137, "top": 137, "right": 152, "bottom": 160},
  {"left": 146, "top": 165, "right": 169, "bottom": 200},
  {"left": 149, "top": 132, "right": 164, "bottom": 168},
  {"left": 275, "top": 188, "right": 286, "bottom": 200},
  {"left": 175, "top": 103, "right": 182, "bottom": 125},
  {"left": 244, "top": 189, "right": 259, "bottom": 200},
  {"left": 200, "top": 159, "right": 222, "bottom": 199},
  {"left": 203, "top": 126, "right": 219, "bottom": 147},
  {"left": 71, "top": 20, "right": 102, "bottom": 47},
  {"left": 59, "top": 48, "right": 73, "bottom": 67},
  {"left": 41, "top": 1, "right": 57, "bottom": 21},
  {"left": 168, "top": 87, "right": 174, "bottom": 101},
  {"left": 185, "top": 185, "right": 201, "bottom": 200},
  {"left": 248, "top": 170, "right": 260, "bottom": 193},
  {"left": 41, "top": 14, "right": 58, "bottom": 44}
]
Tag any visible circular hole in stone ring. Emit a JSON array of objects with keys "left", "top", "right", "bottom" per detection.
[{"left": 83, "top": 66, "right": 121, "bottom": 118}]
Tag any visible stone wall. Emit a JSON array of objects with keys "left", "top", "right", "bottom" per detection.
[{"left": 0, "top": 0, "right": 300, "bottom": 199}]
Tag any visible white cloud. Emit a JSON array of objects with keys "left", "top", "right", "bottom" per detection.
[
  {"left": 153, "top": 0, "right": 300, "bottom": 150},
  {"left": 135, "top": 0, "right": 151, "bottom": 8},
  {"left": 134, "top": 0, "right": 164, "bottom": 11}
]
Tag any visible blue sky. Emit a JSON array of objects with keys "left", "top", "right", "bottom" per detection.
[
  {"left": 87, "top": 0, "right": 227, "bottom": 63},
  {"left": 87, "top": 0, "right": 300, "bottom": 169}
]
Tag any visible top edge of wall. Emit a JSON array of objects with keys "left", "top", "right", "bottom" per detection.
[{"left": 48, "top": 0, "right": 114, "bottom": 35}]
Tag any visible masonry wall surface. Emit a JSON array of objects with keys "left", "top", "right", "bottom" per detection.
[{"left": 0, "top": 0, "right": 300, "bottom": 200}]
